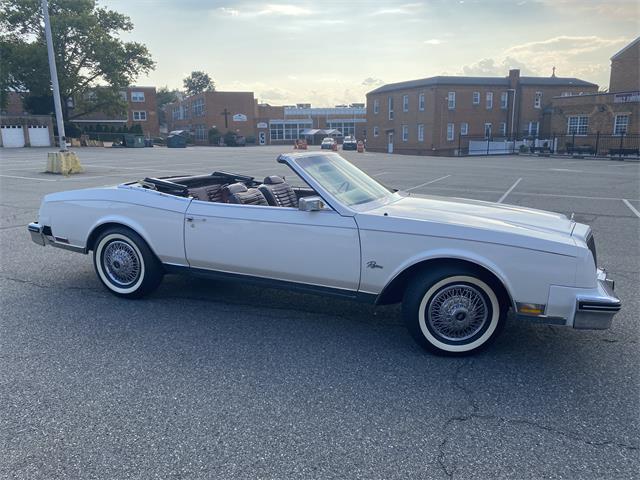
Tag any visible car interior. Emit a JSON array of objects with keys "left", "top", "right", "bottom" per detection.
[{"left": 138, "top": 171, "right": 317, "bottom": 208}]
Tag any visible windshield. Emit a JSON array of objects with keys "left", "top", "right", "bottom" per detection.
[
  {"left": 322, "top": 138, "right": 333, "bottom": 143},
  {"left": 296, "top": 153, "right": 393, "bottom": 206}
]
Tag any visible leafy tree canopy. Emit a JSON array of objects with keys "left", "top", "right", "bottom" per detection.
[
  {"left": 183, "top": 71, "right": 215, "bottom": 96},
  {"left": 156, "top": 86, "right": 181, "bottom": 108},
  {"left": 0, "top": 0, "right": 155, "bottom": 118}
]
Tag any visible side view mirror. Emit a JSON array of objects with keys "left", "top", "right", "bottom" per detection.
[{"left": 298, "top": 196, "right": 325, "bottom": 212}]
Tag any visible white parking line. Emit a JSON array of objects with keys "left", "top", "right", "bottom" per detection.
[
  {"left": 622, "top": 199, "right": 640, "bottom": 218},
  {"left": 0, "top": 174, "right": 56, "bottom": 182},
  {"left": 406, "top": 175, "right": 451, "bottom": 191},
  {"left": 497, "top": 177, "right": 522, "bottom": 203},
  {"left": 372, "top": 171, "right": 390, "bottom": 177}
]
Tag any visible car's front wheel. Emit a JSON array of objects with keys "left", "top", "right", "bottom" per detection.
[
  {"left": 93, "top": 227, "right": 163, "bottom": 298},
  {"left": 402, "top": 267, "right": 507, "bottom": 355}
]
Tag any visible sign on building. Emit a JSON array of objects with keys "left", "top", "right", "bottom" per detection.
[
  {"left": 233, "top": 113, "right": 248, "bottom": 122},
  {"left": 614, "top": 92, "right": 640, "bottom": 103},
  {"left": 256, "top": 122, "right": 268, "bottom": 129}
]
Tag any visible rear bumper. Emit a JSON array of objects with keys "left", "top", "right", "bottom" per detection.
[
  {"left": 28, "top": 222, "right": 46, "bottom": 246},
  {"left": 573, "top": 269, "right": 621, "bottom": 329},
  {"left": 27, "top": 221, "right": 85, "bottom": 253}
]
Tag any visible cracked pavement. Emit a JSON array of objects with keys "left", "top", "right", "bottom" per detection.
[{"left": 1, "top": 147, "right": 639, "bottom": 479}]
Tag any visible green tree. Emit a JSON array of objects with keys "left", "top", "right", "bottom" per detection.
[
  {"left": 183, "top": 71, "right": 215, "bottom": 96},
  {"left": 0, "top": 0, "right": 155, "bottom": 118}
]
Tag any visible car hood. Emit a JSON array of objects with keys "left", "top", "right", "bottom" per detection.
[{"left": 359, "top": 193, "right": 577, "bottom": 255}]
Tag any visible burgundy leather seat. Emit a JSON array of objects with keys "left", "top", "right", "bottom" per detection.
[
  {"left": 223, "top": 183, "right": 268, "bottom": 206},
  {"left": 258, "top": 176, "right": 298, "bottom": 207}
]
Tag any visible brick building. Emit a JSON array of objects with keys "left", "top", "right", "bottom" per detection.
[
  {"left": 70, "top": 86, "right": 160, "bottom": 137},
  {"left": 166, "top": 92, "right": 367, "bottom": 146},
  {"left": 166, "top": 91, "right": 258, "bottom": 143},
  {"left": 365, "top": 70, "right": 597, "bottom": 155},
  {"left": 547, "top": 37, "right": 639, "bottom": 150}
]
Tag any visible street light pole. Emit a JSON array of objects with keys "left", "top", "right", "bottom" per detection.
[{"left": 41, "top": 0, "right": 67, "bottom": 151}]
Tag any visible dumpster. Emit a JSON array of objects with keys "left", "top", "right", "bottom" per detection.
[
  {"left": 167, "top": 134, "right": 187, "bottom": 148},
  {"left": 123, "top": 134, "right": 145, "bottom": 148},
  {"left": 167, "top": 130, "right": 188, "bottom": 148}
]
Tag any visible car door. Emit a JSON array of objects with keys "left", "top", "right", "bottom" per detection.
[{"left": 183, "top": 201, "right": 361, "bottom": 292}]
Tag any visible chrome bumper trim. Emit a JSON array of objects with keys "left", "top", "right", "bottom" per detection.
[
  {"left": 28, "top": 222, "right": 46, "bottom": 246},
  {"left": 27, "top": 222, "right": 86, "bottom": 253},
  {"left": 574, "top": 268, "right": 621, "bottom": 330}
]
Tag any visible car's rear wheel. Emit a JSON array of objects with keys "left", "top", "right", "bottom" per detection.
[
  {"left": 93, "top": 227, "right": 163, "bottom": 298},
  {"left": 402, "top": 267, "right": 507, "bottom": 355}
]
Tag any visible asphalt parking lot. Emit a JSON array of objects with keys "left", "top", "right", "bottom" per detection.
[{"left": 1, "top": 145, "right": 639, "bottom": 479}]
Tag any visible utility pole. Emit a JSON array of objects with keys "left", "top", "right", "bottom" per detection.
[{"left": 41, "top": 0, "right": 67, "bottom": 151}]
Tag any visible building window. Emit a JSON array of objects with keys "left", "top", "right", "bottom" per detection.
[
  {"left": 614, "top": 114, "right": 629, "bottom": 135},
  {"left": 132, "top": 111, "right": 147, "bottom": 121},
  {"left": 486, "top": 92, "right": 493, "bottom": 109},
  {"left": 460, "top": 122, "right": 468, "bottom": 136},
  {"left": 403, "top": 95, "right": 409, "bottom": 112},
  {"left": 528, "top": 121, "right": 539, "bottom": 137},
  {"left": 448, "top": 92, "right": 456, "bottom": 110},
  {"left": 373, "top": 126, "right": 379, "bottom": 137},
  {"left": 402, "top": 124, "right": 409, "bottom": 141},
  {"left": 388, "top": 96, "right": 394, "bottom": 120},
  {"left": 567, "top": 116, "right": 588, "bottom": 135},
  {"left": 419, "top": 93, "right": 425, "bottom": 111},
  {"left": 500, "top": 92, "right": 508, "bottom": 109},
  {"left": 484, "top": 123, "right": 492, "bottom": 138},
  {"left": 269, "top": 121, "right": 312, "bottom": 141},
  {"left": 172, "top": 106, "right": 181, "bottom": 120},
  {"left": 373, "top": 99, "right": 379, "bottom": 114},
  {"left": 327, "top": 121, "right": 357, "bottom": 138},
  {"left": 534, "top": 91, "right": 543, "bottom": 109},
  {"left": 194, "top": 124, "right": 207, "bottom": 141},
  {"left": 447, "top": 123, "right": 454, "bottom": 141},
  {"left": 499, "top": 122, "right": 507, "bottom": 136},
  {"left": 418, "top": 124, "right": 424, "bottom": 142},
  {"left": 473, "top": 92, "right": 480, "bottom": 105},
  {"left": 131, "top": 91, "right": 145, "bottom": 102},
  {"left": 192, "top": 98, "right": 205, "bottom": 117}
]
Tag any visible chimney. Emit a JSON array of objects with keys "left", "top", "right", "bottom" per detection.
[{"left": 508, "top": 69, "right": 520, "bottom": 88}]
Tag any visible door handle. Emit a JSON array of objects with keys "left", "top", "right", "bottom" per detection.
[{"left": 186, "top": 216, "right": 206, "bottom": 222}]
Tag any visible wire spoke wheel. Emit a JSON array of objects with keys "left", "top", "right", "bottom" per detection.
[
  {"left": 427, "top": 283, "right": 489, "bottom": 342},
  {"left": 102, "top": 240, "right": 141, "bottom": 287}
]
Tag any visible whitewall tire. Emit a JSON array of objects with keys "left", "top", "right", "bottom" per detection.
[
  {"left": 93, "top": 227, "right": 163, "bottom": 298},
  {"left": 402, "top": 268, "right": 507, "bottom": 355}
]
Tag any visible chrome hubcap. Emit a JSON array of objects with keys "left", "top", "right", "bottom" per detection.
[
  {"left": 103, "top": 240, "right": 140, "bottom": 286},
  {"left": 427, "top": 284, "right": 489, "bottom": 341}
]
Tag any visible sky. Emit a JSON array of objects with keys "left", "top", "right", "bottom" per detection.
[{"left": 107, "top": 0, "right": 639, "bottom": 107}]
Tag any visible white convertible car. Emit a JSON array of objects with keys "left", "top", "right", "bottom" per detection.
[{"left": 28, "top": 152, "right": 620, "bottom": 355}]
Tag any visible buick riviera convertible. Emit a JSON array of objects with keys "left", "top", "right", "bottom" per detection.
[{"left": 28, "top": 152, "right": 621, "bottom": 355}]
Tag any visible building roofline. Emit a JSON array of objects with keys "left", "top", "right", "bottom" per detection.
[
  {"left": 610, "top": 37, "right": 640, "bottom": 60},
  {"left": 367, "top": 74, "right": 597, "bottom": 95}
]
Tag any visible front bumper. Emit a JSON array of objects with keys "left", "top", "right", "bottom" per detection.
[{"left": 573, "top": 269, "right": 621, "bottom": 329}]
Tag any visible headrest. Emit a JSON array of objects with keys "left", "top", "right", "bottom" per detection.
[
  {"left": 263, "top": 175, "right": 284, "bottom": 185},
  {"left": 225, "top": 182, "right": 248, "bottom": 194}
]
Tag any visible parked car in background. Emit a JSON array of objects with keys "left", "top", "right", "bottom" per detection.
[
  {"left": 28, "top": 152, "right": 620, "bottom": 355},
  {"left": 342, "top": 136, "right": 358, "bottom": 150},
  {"left": 321, "top": 137, "right": 337, "bottom": 150}
]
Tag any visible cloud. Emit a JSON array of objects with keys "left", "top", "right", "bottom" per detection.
[
  {"left": 361, "top": 77, "right": 385, "bottom": 86},
  {"left": 257, "top": 4, "right": 314, "bottom": 16},
  {"left": 505, "top": 35, "right": 627, "bottom": 58},
  {"left": 218, "top": 7, "right": 239, "bottom": 16},
  {"left": 462, "top": 57, "right": 535, "bottom": 76},
  {"left": 369, "top": 2, "right": 424, "bottom": 16},
  {"left": 424, "top": 39, "right": 443, "bottom": 45}
]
